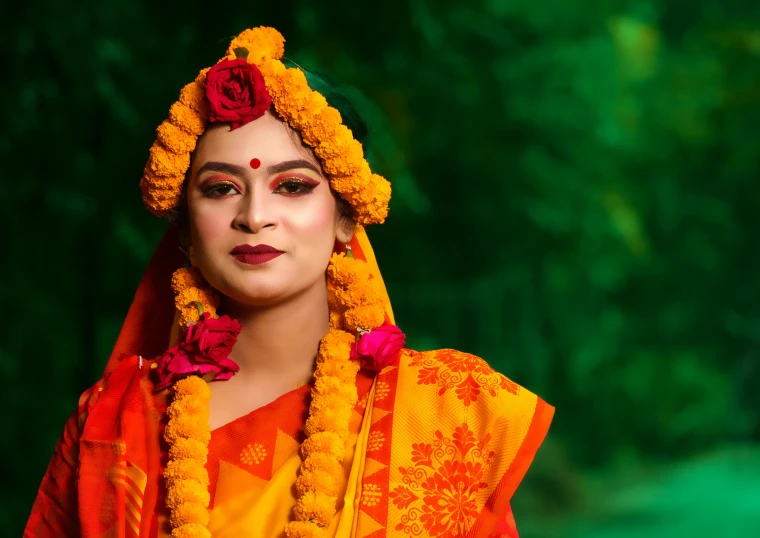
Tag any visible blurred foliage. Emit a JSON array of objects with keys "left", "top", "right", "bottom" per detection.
[{"left": 2, "top": 0, "right": 760, "bottom": 535}]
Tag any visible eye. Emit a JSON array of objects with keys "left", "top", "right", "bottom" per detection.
[
  {"left": 273, "top": 177, "right": 318, "bottom": 196},
  {"left": 201, "top": 181, "right": 240, "bottom": 198}
]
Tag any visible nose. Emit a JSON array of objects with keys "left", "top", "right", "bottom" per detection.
[{"left": 232, "top": 188, "right": 277, "bottom": 234}]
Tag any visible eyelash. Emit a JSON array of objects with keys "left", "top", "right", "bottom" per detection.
[
  {"left": 200, "top": 178, "right": 318, "bottom": 199},
  {"left": 273, "top": 177, "right": 318, "bottom": 196},
  {"left": 201, "top": 182, "right": 239, "bottom": 198}
]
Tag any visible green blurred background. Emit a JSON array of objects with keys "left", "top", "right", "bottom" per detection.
[{"left": 3, "top": 0, "right": 760, "bottom": 536}]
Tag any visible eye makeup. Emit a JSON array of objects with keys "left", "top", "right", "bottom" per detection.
[
  {"left": 197, "top": 174, "right": 242, "bottom": 198},
  {"left": 269, "top": 173, "right": 320, "bottom": 197}
]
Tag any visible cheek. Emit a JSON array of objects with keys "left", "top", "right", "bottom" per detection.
[
  {"left": 189, "top": 201, "right": 230, "bottom": 246},
  {"left": 283, "top": 195, "right": 337, "bottom": 237}
]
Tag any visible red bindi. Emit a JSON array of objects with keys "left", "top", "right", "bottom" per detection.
[{"left": 249, "top": 158, "right": 261, "bottom": 169}]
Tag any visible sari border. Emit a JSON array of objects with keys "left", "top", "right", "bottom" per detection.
[{"left": 468, "top": 397, "right": 555, "bottom": 538}]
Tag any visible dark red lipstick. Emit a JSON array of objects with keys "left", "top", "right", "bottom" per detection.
[{"left": 230, "top": 244, "right": 284, "bottom": 265}]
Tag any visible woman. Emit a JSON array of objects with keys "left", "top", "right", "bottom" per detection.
[{"left": 25, "top": 27, "right": 553, "bottom": 538}]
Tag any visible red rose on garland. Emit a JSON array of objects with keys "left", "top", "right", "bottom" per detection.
[
  {"left": 154, "top": 312, "right": 242, "bottom": 391},
  {"left": 204, "top": 57, "right": 271, "bottom": 129}
]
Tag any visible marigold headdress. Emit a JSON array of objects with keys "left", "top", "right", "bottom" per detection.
[{"left": 140, "top": 26, "right": 391, "bottom": 226}]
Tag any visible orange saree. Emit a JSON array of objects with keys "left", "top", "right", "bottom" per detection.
[{"left": 25, "top": 229, "right": 553, "bottom": 537}]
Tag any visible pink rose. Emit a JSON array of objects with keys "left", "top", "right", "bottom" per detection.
[
  {"left": 350, "top": 324, "right": 406, "bottom": 372},
  {"left": 154, "top": 312, "right": 242, "bottom": 391}
]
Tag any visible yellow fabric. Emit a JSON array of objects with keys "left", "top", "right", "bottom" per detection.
[
  {"left": 383, "top": 349, "right": 541, "bottom": 536},
  {"left": 204, "top": 379, "right": 377, "bottom": 537},
  {"left": 354, "top": 225, "right": 394, "bottom": 325}
]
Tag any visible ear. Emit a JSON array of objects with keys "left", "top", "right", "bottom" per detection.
[{"left": 336, "top": 214, "right": 356, "bottom": 244}]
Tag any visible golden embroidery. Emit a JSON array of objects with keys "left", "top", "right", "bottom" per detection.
[
  {"left": 240, "top": 443, "right": 267, "bottom": 465},
  {"left": 361, "top": 483, "right": 383, "bottom": 507},
  {"left": 375, "top": 381, "right": 391, "bottom": 400},
  {"left": 367, "top": 431, "right": 385, "bottom": 452}
]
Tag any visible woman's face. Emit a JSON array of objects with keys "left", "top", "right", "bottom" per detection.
[{"left": 186, "top": 111, "right": 353, "bottom": 307}]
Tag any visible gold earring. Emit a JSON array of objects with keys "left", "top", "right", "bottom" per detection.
[{"left": 345, "top": 244, "right": 354, "bottom": 259}]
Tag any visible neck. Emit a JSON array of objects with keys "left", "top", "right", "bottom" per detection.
[{"left": 221, "top": 279, "right": 330, "bottom": 390}]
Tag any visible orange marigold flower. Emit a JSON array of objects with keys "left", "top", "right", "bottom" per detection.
[
  {"left": 314, "top": 359, "right": 359, "bottom": 386},
  {"left": 343, "top": 302, "right": 386, "bottom": 332},
  {"left": 168, "top": 438, "right": 208, "bottom": 464},
  {"left": 169, "top": 501, "right": 211, "bottom": 527},
  {"left": 179, "top": 81, "right": 207, "bottom": 113},
  {"left": 304, "top": 404, "right": 352, "bottom": 437},
  {"left": 314, "top": 125, "right": 355, "bottom": 160},
  {"left": 147, "top": 141, "right": 191, "bottom": 178},
  {"left": 164, "top": 417, "right": 211, "bottom": 446},
  {"left": 165, "top": 479, "right": 210, "bottom": 510},
  {"left": 164, "top": 458, "right": 209, "bottom": 488},
  {"left": 300, "top": 431, "right": 345, "bottom": 459},
  {"left": 330, "top": 281, "right": 383, "bottom": 310},
  {"left": 170, "top": 522, "right": 211, "bottom": 538},
  {"left": 327, "top": 253, "right": 372, "bottom": 288},
  {"left": 298, "top": 107, "right": 342, "bottom": 148},
  {"left": 283, "top": 520, "right": 326, "bottom": 538},
  {"left": 173, "top": 376, "right": 212, "bottom": 400},
  {"left": 171, "top": 267, "right": 206, "bottom": 294},
  {"left": 330, "top": 161, "right": 372, "bottom": 196},
  {"left": 227, "top": 27, "right": 285, "bottom": 64},
  {"left": 321, "top": 140, "right": 365, "bottom": 178},
  {"left": 258, "top": 57, "right": 288, "bottom": 82},
  {"left": 157, "top": 120, "right": 198, "bottom": 155},
  {"left": 140, "top": 167, "right": 185, "bottom": 194},
  {"left": 287, "top": 91, "right": 330, "bottom": 131},
  {"left": 175, "top": 287, "right": 220, "bottom": 312},
  {"left": 295, "top": 468, "right": 340, "bottom": 497},
  {"left": 167, "top": 395, "right": 207, "bottom": 418},
  {"left": 293, "top": 491, "right": 335, "bottom": 528},
  {"left": 169, "top": 101, "right": 207, "bottom": 136}
]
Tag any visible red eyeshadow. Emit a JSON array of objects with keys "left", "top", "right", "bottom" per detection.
[{"left": 268, "top": 173, "right": 320, "bottom": 190}]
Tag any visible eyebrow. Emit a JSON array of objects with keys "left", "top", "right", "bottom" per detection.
[
  {"left": 195, "top": 159, "right": 323, "bottom": 178},
  {"left": 196, "top": 161, "right": 248, "bottom": 177},
  {"left": 267, "top": 159, "right": 323, "bottom": 177}
]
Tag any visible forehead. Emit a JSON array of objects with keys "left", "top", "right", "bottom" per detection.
[{"left": 193, "top": 111, "right": 317, "bottom": 168}]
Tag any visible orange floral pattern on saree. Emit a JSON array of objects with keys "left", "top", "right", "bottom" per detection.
[
  {"left": 390, "top": 423, "right": 495, "bottom": 537},
  {"left": 408, "top": 349, "right": 519, "bottom": 405}
]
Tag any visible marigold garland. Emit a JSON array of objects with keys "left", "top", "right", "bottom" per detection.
[
  {"left": 163, "top": 375, "right": 212, "bottom": 538},
  {"left": 140, "top": 26, "right": 390, "bottom": 226},
  {"left": 162, "top": 251, "right": 387, "bottom": 538}
]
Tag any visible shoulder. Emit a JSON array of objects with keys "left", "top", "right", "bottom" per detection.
[
  {"left": 383, "top": 348, "right": 554, "bottom": 528},
  {"left": 395, "top": 348, "right": 539, "bottom": 417},
  {"left": 390, "top": 347, "right": 554, "bottom": 471},
  {"left": 76, "top": 355, "right": 168, "bottom": 440}
]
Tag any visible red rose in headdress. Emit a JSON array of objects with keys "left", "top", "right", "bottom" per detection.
[
  {"left": 154, "top": 312, "right": 242, "bottom": 391},
  {"left": 204, "top": 57, "right": 271, "bottom": 129}
]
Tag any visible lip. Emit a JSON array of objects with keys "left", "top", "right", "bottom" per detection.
[{"left": 230, "top": 244, "right": 284, "bottom": 265}]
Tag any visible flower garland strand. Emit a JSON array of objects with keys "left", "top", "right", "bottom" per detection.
[
  {"left": 170, "top": 266, "right": 220, "bottom": 329},
  {"left": 141, "top": 27, "right": 390, "bottom": 226},
  {"left": 161, "top": 252, "right": 388, "bottom": 538},
  {"left": 164, "top": 375, "right": 212, "bottom": 538}
]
